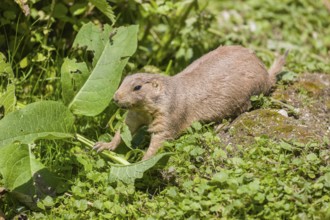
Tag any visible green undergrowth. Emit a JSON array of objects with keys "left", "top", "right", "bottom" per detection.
[
  {"left": 23, "top": 123, "right": 330, "bottom": 219},
  {"left": 1, "top": 0, "right": 330, "bottom": 219},
  {"left": 207, "top": 0, "right": 330, "bottom": 73}
]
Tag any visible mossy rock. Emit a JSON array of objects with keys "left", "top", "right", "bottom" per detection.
[
  {"left": 219, "top": 73, "right": 330, "bottom": 147},
  {"left": 273, "top": 73, "right": 330, "bottom": 137},
  {"left": 219, "top": 109, "right": 320, "bottom": 146}
]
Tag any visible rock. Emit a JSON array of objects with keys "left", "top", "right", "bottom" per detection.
[
  {"left": 273, "top": 73, "right": 330, "bottom": 138},
  {"left": 218, "top": 109, "right": 321, "bottom": 146},
  {"left": 277, "top": 109, "right": 288, "bottom": 117},
  {"left": 218, "top": 73, "right": 330, "bottom": 146}
]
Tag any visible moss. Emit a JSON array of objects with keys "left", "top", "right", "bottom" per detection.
[
  {"left": 326, "top": 100, "right": 330, "bottom": 110},
  {"left": 272, "top": 85, "right": 290, "bottom": 101},
  {"left": 294, "top": 80, "right": 325, "bottom": 97},
  {"left": 237, "top": 118, "right": 255, "bottom": 129},
  {"left": 273, "top": 124, "right": 295, "bottom": 133}
]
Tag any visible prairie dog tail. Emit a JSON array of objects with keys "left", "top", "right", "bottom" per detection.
[{"left": 268, "top": 50, "right": 289, "bottom": 85}]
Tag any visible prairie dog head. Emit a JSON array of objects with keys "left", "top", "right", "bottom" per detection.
[{"left": 113, "top": 73, "right": 167, "bottom": 109}]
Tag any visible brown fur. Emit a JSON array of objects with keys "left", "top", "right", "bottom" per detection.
[{"left": 93, "top": 45, "right": 288, "bottom": 160}]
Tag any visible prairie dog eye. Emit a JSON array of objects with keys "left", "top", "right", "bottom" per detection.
[{"left": 133, "top": 85, "right": 142, "bottom": 91}]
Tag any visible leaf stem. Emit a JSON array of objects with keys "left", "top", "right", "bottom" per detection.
[{"left": 75, "top": 133, "right": 130, "bottom": 165}]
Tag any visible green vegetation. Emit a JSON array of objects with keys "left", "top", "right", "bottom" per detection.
[{"left": 0, "top": 0, "right": 329, "bottom": 219}]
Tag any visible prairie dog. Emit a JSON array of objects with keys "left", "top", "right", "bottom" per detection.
[{"left": 93, "top": 45, "right": 287, "bottom": 160}]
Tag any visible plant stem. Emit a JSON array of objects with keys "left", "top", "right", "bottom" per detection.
[
  {"left": 156, "top": 0, "right": 197, "bottom": 61},
  {"left": 75, "top": 133, "right": 130, "bottom": 165},
  {"left": 270, "top": 98, "right": 299, "bottom": 116}
]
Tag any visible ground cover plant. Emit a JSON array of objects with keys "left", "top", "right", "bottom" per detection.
[{"left": 0, "top": 0, "right": 329, "bottom": 219}]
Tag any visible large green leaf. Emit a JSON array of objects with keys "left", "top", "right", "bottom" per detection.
[
  {"left": 63, "top": 23, "right": 138, "bottom": 116},
  {"left": 72, "top": 22, "right": 112, "bottom": 67},
  {"left": 61, "top": 58, "right": 89, "bottom": 105},
  {"left": 0, "top": 84, "right": 16, "bottom": 115},
  {"left": 0, "top": 143, "right": 58, "bottom": 209},
  {"left": 89, "top": 0, "right": 115, "bottom": 24},
  {"left": 109, "top": 153, "right": 173, "bottom": 184},
  {"left": 0, "top": 101, "right": 74, "bottom": 147}
]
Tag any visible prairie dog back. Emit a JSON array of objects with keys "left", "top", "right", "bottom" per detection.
[{"left": 171, "top": 45, "right": 278, "bottom": 122}]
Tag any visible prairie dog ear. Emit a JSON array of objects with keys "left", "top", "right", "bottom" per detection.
[
  {"left": 146, "top": 77, "right": 163, "bottom": 91},
  {"left": 152, "top": 81, "right": 159, "bottom": 88}
]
